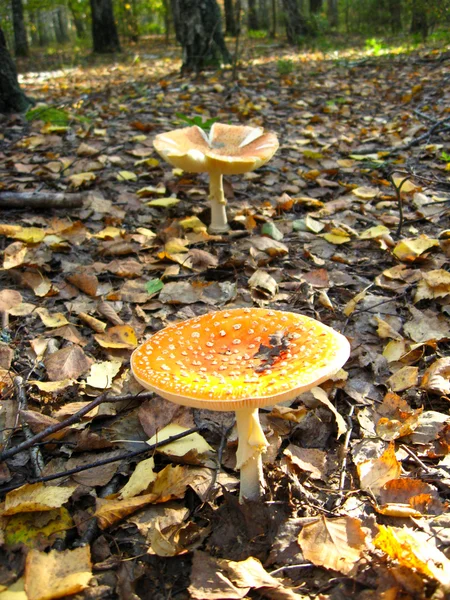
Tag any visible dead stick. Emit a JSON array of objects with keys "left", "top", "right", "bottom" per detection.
[
  {"left": 0, "top": 192, "right": 84, "bottom": 209},
  {"left": 0, "top": 390, "right": 155, "bottom": 462},
  {"left": 0, "top": 426, "right": 205, "bottom": 495},
  {"left": 14, "top": 376, "right": 44, "bottom": 477}
]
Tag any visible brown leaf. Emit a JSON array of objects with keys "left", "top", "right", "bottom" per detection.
[
  {"left": 298, "top": 515, "right": 366, "bottom": 575},
  {"left": 357, "top": 442, "right": 401, "bottom": 496},
  {"left": 44, "top": 345, "right": 93, "bottom": 381},
  {"left": 421, "top": 358, "right": 450, "bottom": 396}
]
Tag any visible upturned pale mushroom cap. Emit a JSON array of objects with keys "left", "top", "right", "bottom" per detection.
[
  {"left": 131, "top": 308, "right": 350, "bottom": 409},
  {"left": 153, "top": 123, "right": 279, "bottom": 176}
]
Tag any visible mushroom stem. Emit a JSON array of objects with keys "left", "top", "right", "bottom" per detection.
[
  {"left": 208, "top": 171, "right": 230, "bottom": 234},
  {"left": 235, "top": 407, "right": 269, "bottom": 502}
]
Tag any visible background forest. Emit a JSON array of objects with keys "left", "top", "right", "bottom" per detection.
[{"left": 1, "top": 0, "right": 450, "bottom": 65}]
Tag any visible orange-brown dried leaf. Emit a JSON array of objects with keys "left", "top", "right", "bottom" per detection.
[
  {"left": 44, "top": 345, "right": 93, "bottom": 381},
  {"left": 357, "top": 442, "right": 401, "bottom": 496},
  {"left": 298, "top": 515, "right": 366, "bottom": 575}
]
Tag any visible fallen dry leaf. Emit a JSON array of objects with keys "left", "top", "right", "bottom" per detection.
[
  {"left": 24, "top": 546, "right": 92, "bottom": 600},
  {"left": 298, "top": 515, "right": 366, "bottom": 575}
]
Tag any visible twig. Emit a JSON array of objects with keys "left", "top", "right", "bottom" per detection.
[
  {"left": 205, "top": 421, "right": 235, "bottom": 501},
  {"left": 388, "top": 174, "right": 411, "bottom": 239},
  {"left": 0, "top": 192, "right": 84, "bottom": 209},
  {"left": 14, "top": 376, "right": 44, "bottom": 477},
  {"left": 400, "top": 444, "right": 432, "bottom": 473},
  {"left": 0, "top": 390, "right": 155, "bottom": 462},
  {"left": 0, "top": 426, "right": 205, "bottom": 495},
  {"left": 333, "top": 401, "right": 355, "bottom": 509},
  {"left": 269, "top": 563, "right": 314, "bottom": 576}
]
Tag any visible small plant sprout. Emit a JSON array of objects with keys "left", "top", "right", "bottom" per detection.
[
  {"left": 131, "top": 308, "right": 350, "bottom": 502},
  {"left": 153, "top": 123, "right": 279, "bottom": 234}
]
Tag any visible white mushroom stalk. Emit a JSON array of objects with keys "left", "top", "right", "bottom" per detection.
[
  {"left": 153, "top": 123, "right": 279, "bottom": 234},
  {"left": 131, "top": 308, "right": 350, "bottom": 504}
]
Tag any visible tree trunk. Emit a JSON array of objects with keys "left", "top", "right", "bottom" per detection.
[
  {"left": 410, "top": 0, "right": 427, "bottom": 40},
  {"left": 224, "top": 0, "right": 237, "bottom": 36},
  {"left": 248, "top": 0, "right": 259, "bottom": 29},
  {"left": 0, "top": 28, "right": 32, "bottom": 113},
  {"left": 388, "top": 0, "right": 401, "bottom": 33},
  {"left": 171, "top": 0, "right": 231, "bottom": 72},
  {"left": 68, "top": 0, "right": 87, "bottom": 38},
  {"left": 258, "top": 0, "right": 269, "bottom": 29},
  {"left": 327, "top": 0, "right": 338, "bottom": 26},
  {"left": 269, "top": 0, "right": 277, "bottom": 37},
  {"left": 90, "top": 0, "right": 121, "bottom": 53},
  {"left": 309, "top": 0, "right": 322, "bottom": 14},
  {"left": 11, "top": 0, "right": 28, "bottom": 57},
  {"left": 54, "top": 7, "right": 70, "bottom": 44},
  {"left": 282, "top": 0, "right": 307, "bottom": 43}
]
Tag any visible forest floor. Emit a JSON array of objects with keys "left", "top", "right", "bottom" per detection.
[{"left": 0, "top": 35, "right": 450, "bottom": 600}]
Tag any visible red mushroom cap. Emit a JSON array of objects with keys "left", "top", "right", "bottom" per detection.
[{"left": 131, "top": 308, "right": 350, "bottom": 410}]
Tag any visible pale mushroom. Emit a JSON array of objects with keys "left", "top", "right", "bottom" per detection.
[
  {"left": 131, "top": 308, "right": 350, "bottom": 502},
  {"left": 153, "top": 123, "right": 279, "bottom": 234}
]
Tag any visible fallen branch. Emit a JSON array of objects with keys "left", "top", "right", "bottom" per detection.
[
  {"left": 0, "top": 191, "right": 84, "bottom": 209},
  {"left": 0, "top": 390, "right": 155, "bottom": 462},
  {"left": 0, "top": 426, "right": 205, "bottom": 495}
]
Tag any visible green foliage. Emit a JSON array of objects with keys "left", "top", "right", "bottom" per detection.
[
  {"left": 365, "top": 37, "right": 386, "bottom": 55},
  {"left": 440, "top": 151, "right": 450, "bottom": 162},
  {"left": 248, "top": 29, "right": 268, "bottom": 39},
  {"left": 277, "top": 59, "right": 294, "bottom": 76},
  {"left": 175, "top": 114, "right": 218, "bottom": 131},
  {"left": 25, "top": 106, "right": 70, "bottom": 125},
  {"left": 145, "top": 278, "right": 164, "bottom": 295}
]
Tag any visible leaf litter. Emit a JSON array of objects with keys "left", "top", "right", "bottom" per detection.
[{"left": 0, "top": 36, "right": 450, "bottom": 599}]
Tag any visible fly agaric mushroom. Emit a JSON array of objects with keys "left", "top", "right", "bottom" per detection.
[
  {"left": 153, "top": 123, "right": 279, "bottom": 234},
  {"left": 131, "top": 308, "right": 350, "bottom": 502}
]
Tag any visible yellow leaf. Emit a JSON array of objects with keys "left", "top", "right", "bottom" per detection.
[
  {"left": 352, "top": 186, "right": 379, "bottom": 199},
  {"left": 147, "top": 197, "right": 180, "bottom": 208},
  {"left": 117, "top": 170, "right": 137, "bottom": 181},
  {"left": 92, "top": 226, "right": 124, "bottom": 240},
  {"left": 68, "top": 172, "right": 96, "bottom": 187},
  {"left": 94, "top": 325, "right": 138, "bottom": 349},
  {"left": 24, "top": 547, "right": 92, "bottom": 600},
  {"left": 179, "top": 216, "right": 207, "bottom": 232},
  {"left": 36, "top": 307, "right": 70, "bottom": 328},
  {"left": 322, "top": 228, "right": 351, "bottom": 244},
  {"left": 374, "top": 525, "right": 450, "bottom": 586},
  {"left": 119, "top": 457, "right": 157, "bottom": 499},
  {"left": 4, "top": 508, "right": 73, "bottom": 550},
  {"left": 0, "top": 578, "right": 27, "bottom": 600},
  {"left": 343, "top": 285, "right": 371, "bottom": 316},
  {"left": 359, "top": 225, "right": 391, "bottom": 239},
  {"left": 147, "top": 424, "right": 214, "bottom": 458},
  {"left": 85, "top": 360, "right": 121, "bottom": 389},
  {"left": 136, "top": 185, "right": 166, "bottom": 197},
  {"left": 386, "top": 366, "right": 419, "bottom": 392},
  {"left": 393, "top": 236, "right": 439, "bottom": 261},
  {"left": 2, "top": 484, "right": 75, "bottom": 516}
]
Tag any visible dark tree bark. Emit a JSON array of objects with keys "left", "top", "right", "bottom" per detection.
[
  {"left": 90, "top": 0, "right": 121, "bottom": 53},
  {"left": 282, "top": 0, "right": 308, "bottom": 43},
  {"left": 171, "top": 0, "right": 231, "bottom": 72},
  {"left": 68, "top": 0, "right": 87, "bottom": 38},
  {"left": 388, "top": 0, "right": 401, "bottom": 33},
  {"left": 248, "top": 0, "right": 259, "bottom": 29},
  {"left": 269, "top": 0, "right": 277, "bottom": 37},
  {"left": 0, "top": 28, "right": 32, "bottom": 113},
  {"left": 309, "top": 0, "right": 322, "bottom": 13},
  {"left": 11, "top": 0, "right": 28, "bottom": 57},
  {"left": 327, "top": 0, "right": 338, "bottom": 27},
  {"left": 410, "top": 0, "right": 428, "bottom": 40},
  {"left": 224, "top": 0, "right": 237, "bottom": 36},
  {"left": 54, "top": 7, "right": 70, "bottom": 44}
]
